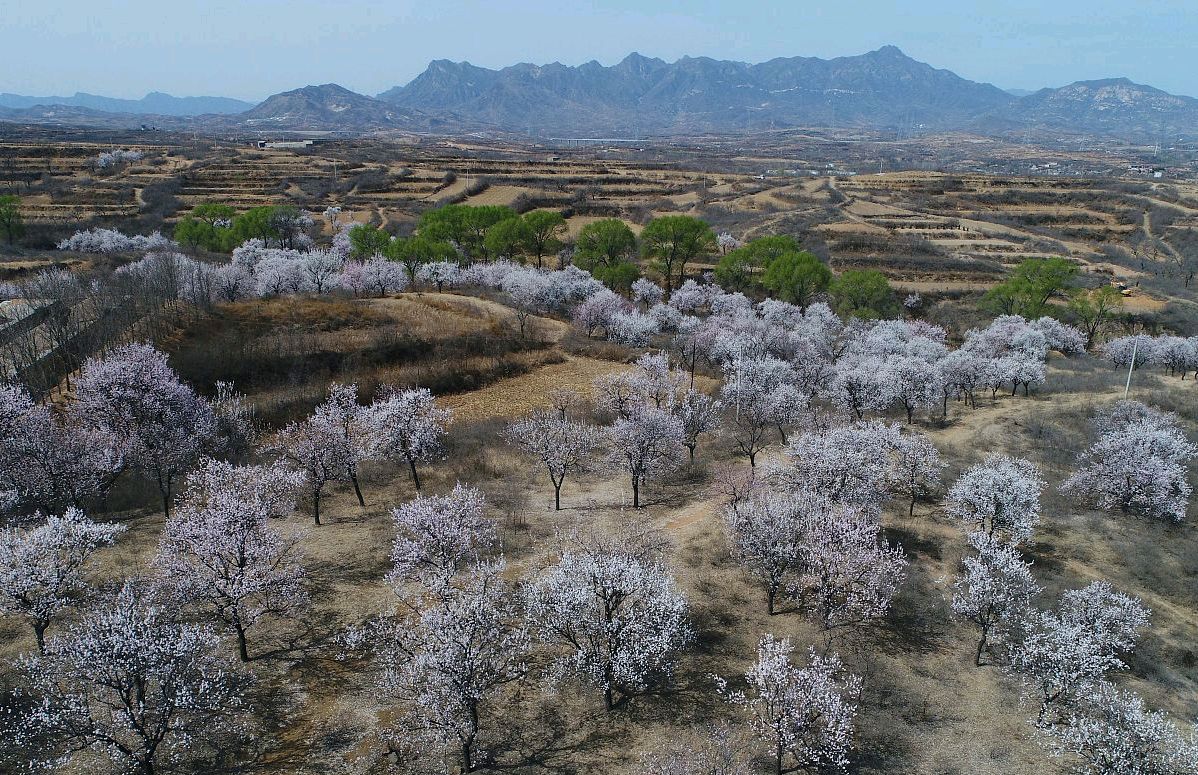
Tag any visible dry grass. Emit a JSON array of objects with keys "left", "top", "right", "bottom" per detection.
[{"left": 3, "top": 346, "right": 1195, "bottom": 774}]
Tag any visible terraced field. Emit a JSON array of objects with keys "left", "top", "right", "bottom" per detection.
[{"left": 2, "top": 134, "right": 1196, "bottom": 315}]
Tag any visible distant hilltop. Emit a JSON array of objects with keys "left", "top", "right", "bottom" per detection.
[{"left": 3, "top": 47, "right": 1196, "bottom": 141}]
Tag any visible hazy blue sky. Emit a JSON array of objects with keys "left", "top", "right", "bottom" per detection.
[{"left": 5, "top": 0, "right": 1196, "bottom": 100}]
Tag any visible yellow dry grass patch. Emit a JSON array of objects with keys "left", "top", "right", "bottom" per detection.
[
  {"left": 564, "top": 215, "right": 644, "bottom": 238},
  {"left": 461, "top": 184, "right": 537, "bottom": 207},
  {"left": 441, "top": 355, "right": 625, "bottom": 423}
]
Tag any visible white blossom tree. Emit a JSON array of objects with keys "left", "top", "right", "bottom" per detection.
[
  {"left": 794, "top": 506, "right": 908, "bottom": 631},
  {"left": 716, "top": 634, "right": 861, "bottom": 775},
  {"left": 372, "top": 564, "right": 527, "bottom": 772},
  {"left": 154, "top": 459, "right": 308, "bottom": 661},
  {"left": 631, "top": 278, "right": 665, "bottom": 309},
  {"left": 946, "top": 454, "right": 1045, "bottom": 545},
  {"left": 1040, "top": 681, "right": 1198, "bottom": 775},
  {"left": 951, "top": 532, "right": 1041, "bottom": 666},
  {"left": 3, "top": 582, "right": 245, "bottom": 775},
  {"left": 363, "top": 386, "right": 451, "bottom": 491},
  {"left": 524, "top": 548, "right": 692, "bottom": 711},
  {"left": 311, "top": 383, "right": 373, "bottom": 506},
  {"left": 826, "top": 359, "right": 896, "bottom": 420},
  {"left": 634, "top": 352, "right": 685, "bottom": 410},
  {"left": 71, "top": 343, "right": 219, "bottom": 517},
  {"left": 299, "top": 250, "right": 343, "bottom": 294},
  {"left": 389, "top": 483, "right": 497, "bottom": 589},
  {"left": 606, "top": 408, "right": 686, "bottom": 508},
  {"left": 776, "top": 421, "right": 902, "bottom": 511},
  {"left": 673, "top": 388, "right": 722, "bottom": 464},
  {"left": 1011, "top": 581, "right": 1150, "bottom": 725},
  {"left": 267, "top": 417, "right": 344, "bottom": 525},
  {"left": 0, "top": 509, "right": 126, "bottom": 653},
  {"left": 416, "top": 260, "right": 462, "bottom": 293},
  {"left": 723, "top": 488, "right": 810, "bottom": 615},
  {"left": 1061, "top": 401, "right": 1197, "bottom": 523},
  {"left": 360, "top": 254, "right": 408, "bottom": 296},
  {"left": 889, "top": 432, "right": 944, "bottom": 515},
  {"left": 721, "top": 356, "right": 797, "bottom": 466},
  {"left": 887, "top": 356, "right": 941, "bottom": 424},
  {"left": 635, "top": 724, "right": 748, "bottom": 775},
  {"left": 593, "top": 370, "right": 650, "bottom": 419},
  {"left": 503, "top": 411, "right": 600, "bottom": 510}
]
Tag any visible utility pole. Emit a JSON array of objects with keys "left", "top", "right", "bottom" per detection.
[{"left": 1123, "top": 338, "right": 1139, "bottom": 397}]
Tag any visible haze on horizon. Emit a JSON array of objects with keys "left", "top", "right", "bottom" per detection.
[{"left": 5, "top": 0, "right": 1196, "bottom": 102}]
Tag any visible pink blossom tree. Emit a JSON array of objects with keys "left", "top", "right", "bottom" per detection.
[
  {"left": 363, "top": 386, "right": 451, "bottom": 491},
  {"left": 3, "top": 582, "right": 245, "bottom": 775},
  {"left": 946, "top": 454, "right": 1045, "bottom": 545},
  {"left": 153, "top": 459, "right": 308, "bottom": 661},
  {"left": 524, "top": 548, "right": 692, "bottom": 711},
  {"left": 606, "top": 408, "right": 686, "bottom": 508},
  {"left": 951, "top": 532, "right": 1041, "bottom": 666},
  {"left": 71, "top": 343, "right": 219, "bottom": 518},
  {"left": 388, "top": 483, "right": 496, "bottom": 589},
  {"left": 716, "top": 634, "right": 861, "bottom": 775},
  {"left": 503, "top": 411, "right": 600, "bottom": 510},
  {"left": 0, "top": 383, "right": 120, "bottom": 515},
  {"left": 0, "top": 509, "right": 126, "bottom": 653},
  {"left": 266, "top": 418, "right": 343, "bottom": 525}
]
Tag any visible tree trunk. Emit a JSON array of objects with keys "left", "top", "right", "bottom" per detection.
[
  {"left": 554, "top": 481, "right": 562, "bottom": 511},
  {"left": 159, "top": 475, "right": 172, "bottom": 519},
  {"left": 909, "top": 494, "right": 916, "bottom": 516},
  {"left": 975, "top": 632, "right": 987, "bottom": 667},
  {"left": 350, "top": 472, "right": 365, "bottom": 507},
  {"left": 313, "top": 489, "right": 322, "bottom": 525},
  {"left": 234, "top": 617, "right": 250, "bottom": 662},
  {"left": 767, "top": 586, "right": 777, "bottom": 616},
  {"left": 408, "top": 458, "right": 422, "bottom": 491},
  {"left": 603, "top": 685, "right": 614, "bottom": 712},
  {"left": 34, "top": 620, "right": 47, "bottom": 655},
  {"left": 632, "top": 476, "right": 640, "bottom": 508}
]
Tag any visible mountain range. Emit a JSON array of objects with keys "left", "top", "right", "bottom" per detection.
[
  {"left": 2, "top": 47, "right": 1195, "bottom": 140},
  {"left": 0, "top": 91, "right": 253, "bottom": 116}
]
